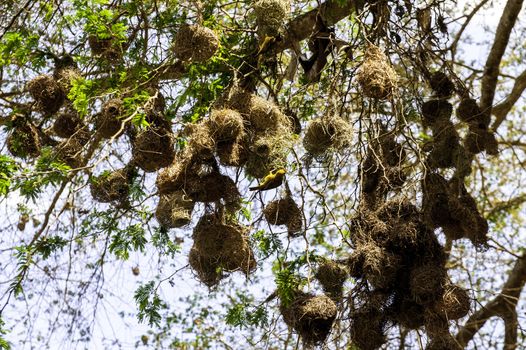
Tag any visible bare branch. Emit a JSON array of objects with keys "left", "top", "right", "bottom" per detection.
[
  {"left": 456, "top": 252, "right": 526, "bottom": 347},
  {"left": 479, "top": 0, "right": 524, "bottom": 120},
  {"left": 492, "top": 68, "right": 526, "bottom": 130}
]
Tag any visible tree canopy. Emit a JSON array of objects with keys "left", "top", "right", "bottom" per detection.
[{"left": 0, "top": 0, "right": 525, "bottom": 349}]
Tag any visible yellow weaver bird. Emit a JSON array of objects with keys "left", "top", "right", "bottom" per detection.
[{"left": 249, "top": 168, "right": 286, "bottom": 191}]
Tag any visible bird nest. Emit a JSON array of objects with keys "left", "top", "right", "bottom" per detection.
[
  {"left": 456, "top": 98, "right": 483, "bottom": 124},
  {"left": 426, "top": 120, "right": 461, "bottom": 169},
  {"left": 421, "top": 100, "right": 453, "bottom": 127},
  {"left": 253, "top": 0, "right": 291, "bottom": 36},
  {"left": 244, "top": 131, "right": 291, "bottom": 178},
  {"left": 280, "top": 292, "right": 337, "bottom": 345},
  {"left": 132, "top": 126, "right": 175, "bottom": 172},
  {"left": 360, "top": 241, "right": 401, "bottom": 290},
  {"left": 54, "top": 67, "right": 81, "bottom": 93},
  {"left": 185, "top": 171, "right": 241, "bottom": 205},
  {"left": 88, "top": 35, "right": 124, "bottom": 61},
  {"left": 216, "top": 138, "right": 249, "bottom": 167},
  {"left": 184, "top": 122, "right": 216, "bottom": 161},
  {"left": 55, "top": 136, "right": 85, "bottom": 168},
  {"left": 464, "top": 127, "right": 498, "bottom": 155},
  {"left": 391, "top": 296, "right": 425, "bottom": 329},
  {"left": 409, "top": 263, "right": 447, "bottom": 305},
  {"left": 428, "top": 71, "right": 455, "bottom": 98},
  {"left": 350, "top": 303, "right": 387, "bottom": 350},
  {"left": 96, "top": 98, "right": 126, "bottom": 139},
  {"left": 303, "top": 117, "right": 353, "bottom": 157},
  {"left": 173, "top": 24, "right": 219, "bottom": 63},
  {"left": 315, "top": 260, "right": 348, "bottom": 300},
  {"left": 53, "top": 112, "right": 83, "bottom": 138},
  {"left": 189, "top": 213, "right": 256, "bottom": 286},
  {"left": 356, "top": 45, "right": 398, "bottom": 100},
  {"left": 432, "top": 284, "right": 470, "bottom": 321},
  {"left": 155, "top": 191, "right": 195, "bottom": 228},
  {"left": 263, "top": 195, "right": 303, "bottom": 236},
  {"left": 7, "top": 123, "right": 41, "bottom": 159},
  {"left": 206, "top": 109, "right": 245, "bottom": 143},
  {"left": 27, "top": 75, "right": 65, "bottom": 115},
  {"left": 90, "top": 168, "right": 131, "bottom": 204},
  {"left": 245, "top": 95, "right": 291, "bottom": 133}
]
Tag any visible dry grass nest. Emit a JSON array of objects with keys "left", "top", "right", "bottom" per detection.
[
  {"left": 433, "top": 284, "right": 470, "bottom": 320},
  {"left": 421, "top": 100, "right": 453, "bottom": 126},
  {"left": 173, "top": 25, "right": 219, "bottom": 63},
  {"left": 426, "top": 120, "right": 461, "bottom": 169},
  {"left": 280, "top": 292, "right": 337, "bottom": 345},
  {"left": 54, "top": 136, "right": 85, "bottom": 168},
  {"left": 409, "top": 263, "right": 447, "bottom": 305},
  {"left": 7, "top": 124, "right": 41, "bottom": 159},
  {"left": 206, "top": 109, "right": 245, "bottom": 143},
  {"left": 315, "top": 260, "right": 348, "bottom": 300},
  {"left": 360, "top": 241, "right": 401, "bottom": 290},
  {"left": 132, "top": 126, "right": 175, "bottom": 172},
  {"left": 456, "top": 98, "right": 482, "bottom": 123},
  {"left": 244, "top": 131, "right": 291, "bottom": 178},
  {"left": 429, "top": 71, "right": 455, "bottom": 98},
  {"left": 184, "top": 122, "right": 216, "bottom": 161},
  {"left": 155, "top": 191, "right": 195, "bottom": 228},
  {"left": 90, "top": 168, "right": 132, "bottom": 204},
  {"left": 303, "top": 117, "right": 352, "bottom": 157},
  {"left": 216, "top": 137, "right": 249, "bottom": 167},
  {"left": 54, "top": 67, "right": 82, "bottom": 93},
  {"left": 97, "top": 98, "right": 126, "bottom": 139},
  {"left": 356, "top": 45, "right": 398, "bottom": 100},
  {"left": 350, "top": 304, "right": 387, "bottom": 350},
  {"left": 390, "top": 295, "right": 425, "bottom": 329},
  {"left": 263, "top": 195, "right": 303, "bottom": 236},
  {"left": 53, "top": 112, "right": 83, "bottom": 138},
  {"left": 254, "top": 0, "right": 290, "bottom": 35},
  {"left": 464, "top": 127, "right": 498, "bottom": 155},
  {"left": 27, "top": 75, "right": 65, "bottom": 115},
  {"left": 189, "top": 213, "right": 256, "bottom": 286},
  {"left": 88, "top": 35, "right": 124, "bottom": 61}
]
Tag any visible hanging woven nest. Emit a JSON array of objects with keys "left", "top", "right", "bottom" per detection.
[
  {"left": 432, "top": 284, "right": 470, "bottom": 320},
  {"left": 206, "top": 109, "right": 245, "bottom": 143},
  {"left": 185, "top": 122, "right": 216, "bottom": 161},
  {"left": 303, "top": 117, "right": 353, "bottom": 157},
  {"left": 253, "top": 0, "right": 291, "bottom": 36},
  {"left": 55, "top": 136, "right": 86, "bottom": 168},
  {"left": 421, "top": 100, "right": 453, "bottom": 126},
  {"left": 244, "top": 132, "right": 290, "bottom": 178},
  {"left": 263, "top": 195, "right": 303, "bottom": 236},
  {"left": 356, "top": 45, "right": 398, "bottom": 100},
  {"left": 132, "top": 126, "right": 176, "bottom": 172},
  {"left": 190, "top": 213, "right": 256, "bottom": 286},
  {"left": 428, "top": 71, "right": 455, "bottom": 98},
  {"left": 216, "top": 137, "right": 249, "bottom": 167},
  {"left": 390, "top": 295, "right": 425, "bottom": 329},
  {"left": 90, "top": 167, "right": 132, "bottom": 204},
  {"left": 7, "top": 123, "right": 41, "bottom": 159},
  {"left": 155, "top": 191, "right": 195, "bottom": 228},
  {"left": 96, "top": 98, "right": 126, "bottom": 139},
  {"left": 27, "top": 74, "right": 65, "bottom": 115},
  {"left": 280, "top": 292, "right": 337, "bottom": 345},
  {"left": 173, "top": 24, "right": 219, "bottom": 62},
  {"left": 88, "top": 35, "right": 124, "bottom": 61},
  {"left": 409, "top": 263, "right": 447, "bottom": 305},
  {"left": 54, "top": 67, "right": 82, "bottom": 93},
  {"left": 360, "top": 241, "right": 401, "bottom": 290},
  {"left": 245, "top": 95, "right": 291, "bottom": 133},
  {"left": 315, "top": 260, "right": 348, "bottom": 300},
  {"left": 456, "top": 98, "right": 483, "bottom": 123},
  {"left": 53, "top": 112, "right": 83, "bottom": 138},
  {"left": 350, "top": 302, "right": 387, "bottom": 350},
  {"left": 184, "top": 171, "right": 241, "bottom": 205}
]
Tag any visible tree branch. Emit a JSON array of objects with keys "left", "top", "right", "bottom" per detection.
[
  {"left": 492, "top": 68, "right": 526, "bottom": 130},
  {"left": 479, "top": 0, "right": 524, "bottom": 120},
  {"left": 456, "top": 252, "right": 526, "bottom": 347}
]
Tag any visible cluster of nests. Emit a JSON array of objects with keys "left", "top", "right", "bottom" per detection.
[
  {"left": 7, "top": 69, "right": 90, "bottom": 168},
  {"left": 344, "top": 198, "right": 470, "bottom": 350},
  {"left": 422, "top": 173, "right": 488, "bottom": 247},
  {"left": 253, "top": 0, "right": 291, "bottom": 37},
  {"left": 188, "top": 210, "right": 256, "bottom": 287},
  {"left": 356, "top": 45, "right": 398, "bottom": 100},
  {"left": 360, "top": 128, "right": 408, "bottom": 207},
  {"left": 421, "top": 72, "right": 498, "bottom": 178}
]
